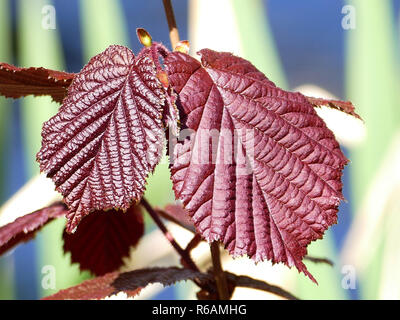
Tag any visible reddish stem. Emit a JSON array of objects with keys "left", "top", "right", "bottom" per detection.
[
  {"left": 140, "top": 197, "right": 199, "bottom": 272},
  {"left": 210, "top": 241, "right": 230, "bottom": 300},
  {"left": 141, "top": 198, "right": 219, "bottom": 296}
]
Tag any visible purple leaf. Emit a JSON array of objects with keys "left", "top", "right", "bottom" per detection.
[
  {"left": 0, "top": 63, "right": 75, "bottom": 103},
  {"left": 0, "top": 202, "right": 67, "bottom": 256},
  {"left": 44, "top": 267, "right": 210, "bottom": 300},
  {"left": 37, "top": 45, "right": 166, "bottom": 233},
  {"left": 63, "top": 205, "right": 144, "bottom": 276},
  {"left": 165, "top": 49, "right": 349, "bottom": 282}
]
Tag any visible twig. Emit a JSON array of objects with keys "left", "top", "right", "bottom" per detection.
[
  {"left": 210, "top": 241, "right": 230, "bottom": 300},
  {"left": 178, "top": 234, "right": 202, "bottom": 271},
  {"left": 141, "top": 198, "right": 218, "bottom": 296},
  {"left": 140, "top": 198, "right": 199, "bottom": 272},
  {"left": 162, "top": 0, "right": 180, "bottom": 49},
  {"left": 304, "top": 255, "right": 334, "bottom": 266},
  {"left": 185, "top": 233, "right": 202, "bottom": 253},
  {"left": 226, "top": 273, "right": 299, "bottom": 300}
]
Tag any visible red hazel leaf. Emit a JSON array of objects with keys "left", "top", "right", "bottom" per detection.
[
  {"left": 0, "top": 63, "right": 75, "bottom": 103},
  {"left": 63, "top": 205, "right": 144, "bottom": 276},
  {"left": 0, "top": 202, "right": 67, "bottom": 256},
  {"left": 165, "top": 49, "right": 349, "bottom": 282},
  {"left": 37, "top": 45, "right": 166, "bottom": 233},
  {"left": 43, "top": 267, "right": 210, "bottom": 300}
]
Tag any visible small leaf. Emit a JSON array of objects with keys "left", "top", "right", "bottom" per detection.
[
  {"left": 136, "top": 28, "right": 152, "bottom": 47},
  {"left": 0, "top": 202, "right": 67, "bottom": 256},
  {"left": 63, "top": 205, "right": 144, "bottom": 276},
  {"left": 37, "top": 45, "right": 166, "bottom": 233},
  {"left": 43, "top": 267, "right": 211, "bottom": 300},
  {"left": 174, "top": 40, "right": 190, "bottom": 54},
  {"left": 165, "top": 49, "right": 350, "bottom": 282},
  {"left": 0, "top": 63, "right": 75, "bottom": 103}
]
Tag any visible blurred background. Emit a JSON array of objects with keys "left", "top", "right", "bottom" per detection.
[{"left": 0, "top": 0, "right": 399, "bottom": 300}]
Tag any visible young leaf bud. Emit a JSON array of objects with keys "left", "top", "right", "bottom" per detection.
[{"left": 136, "top": 28, "right": 152, "bottom": 47}]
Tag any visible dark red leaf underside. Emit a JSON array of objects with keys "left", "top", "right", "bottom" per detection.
[
  {"left": 165, "top": 49, "right": 349, "bottom": 282},
  {"left": 0, "top": 63, "right": 75, "bottom": 103},
  {"left": 306, "top": 96, "right": 361, "bottom": 120},
  {"left": 44, "top": 267, "right": 210, "bottom": 300},
  {"left": 37, "top": 45, "right": 166, "bottom": 233},
  {"left": 63, "top": 205, "right": 144, "bottom": 276},
  {"left": 0, "top": 202, "right": 67, "bottom": 256}
]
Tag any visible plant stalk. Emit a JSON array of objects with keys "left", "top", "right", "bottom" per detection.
[
  {"left": 162, "top": 0, "right": 180, "bottom": 49},
  {"left": 210, "top": 241, "right": 230, "bottom": 300},
  {"left": 158, "top": 0, "right": 222, "bottom": 298},
  {"left": 141, "top": 198, "right": 220, "bottom": 296},
  {"left": 140, "top": 197, "right": 199, "bottom": 272}
]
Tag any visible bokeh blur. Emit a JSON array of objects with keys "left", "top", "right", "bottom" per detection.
[{"left": 0, "top": 0, "right": 399, "bottom": 300}]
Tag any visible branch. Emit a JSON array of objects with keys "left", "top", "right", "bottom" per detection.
[
  {"left": 210, "top": 241, "right": 230, "bottom": 300},
  {"left": 140, "top": 198, "right": 199, "bottom": 272},
  {"left": 226, "top": 272, "right": 299, "bottom": 300},
  {"left": 162, "top": 0, "right": 180, "bottom": 49},
  {"left": 177, "top": 234, "right": 202, "bottom": 274},
  {"left": 304, "top": 255, "right": 334, "bottom": 266},
  {"left": 141, "top": 198, "right": 218, "bottom": 297},
  {"left": 185, "top": 233, "right": 202, "bottom": 253}
]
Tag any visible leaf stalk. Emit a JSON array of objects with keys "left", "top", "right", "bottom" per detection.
[
  {"left": 140, "top": 197, "right": 199, "bottom": 272},
  {"left": 210, "top": 241, "right": 230, "bottom": 300}
]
